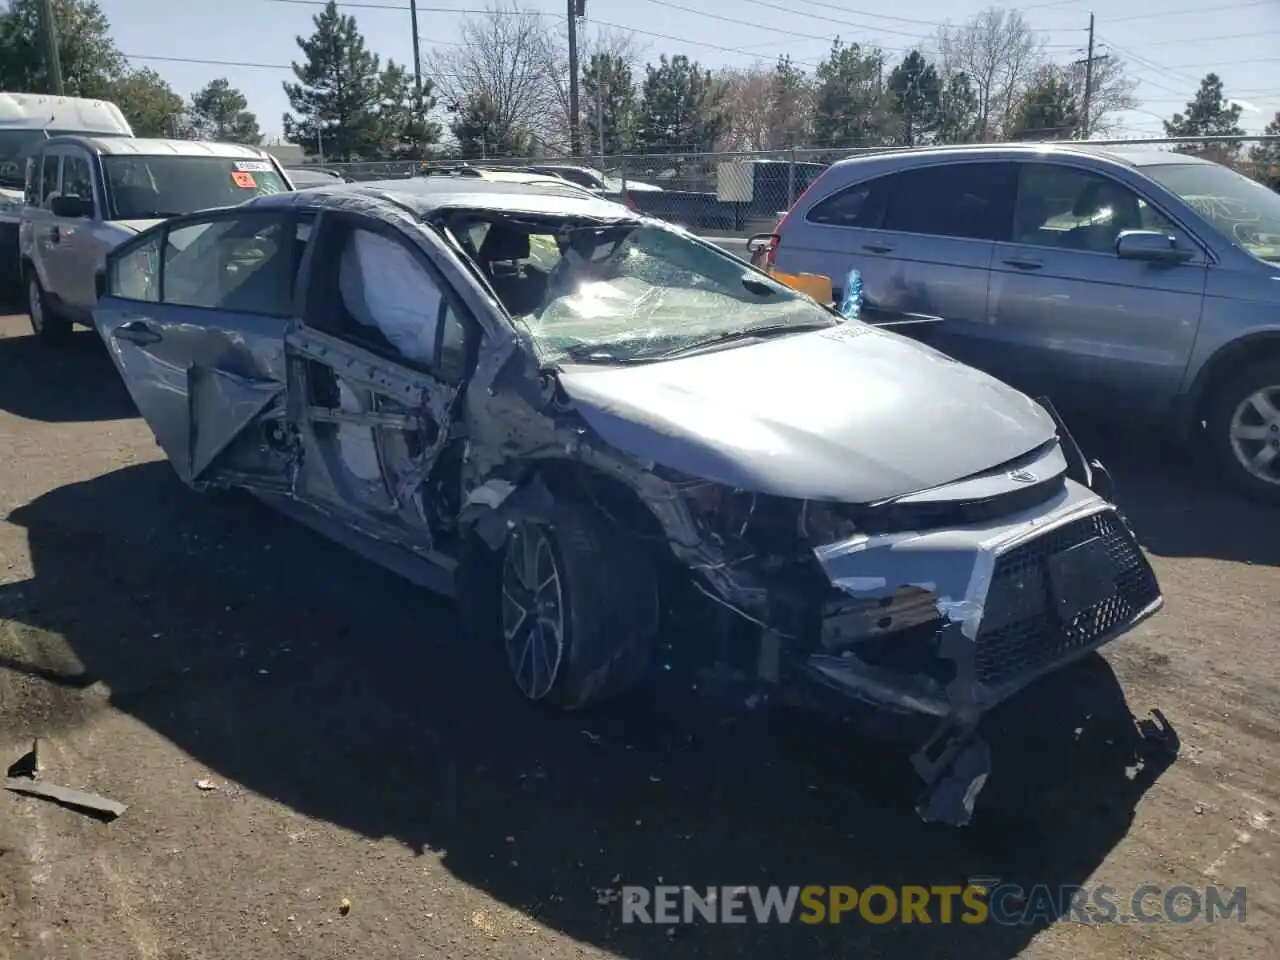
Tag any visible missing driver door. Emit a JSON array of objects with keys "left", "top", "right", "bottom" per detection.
[{"left": 285, "top": 212, "right": 468, "bottom": 551}]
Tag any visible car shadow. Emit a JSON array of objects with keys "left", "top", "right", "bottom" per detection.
[
  {"left": 1, "top": 461, "right": 1176, "bottom": 958},
  {"left": 0, "top": 326, "right": 137, "bottom": 423},
  {"left": 1069, "top": 419, "right": 1280, "bottom": 567}
]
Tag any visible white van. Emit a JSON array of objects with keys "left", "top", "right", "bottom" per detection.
[{"left": 0, "top": 93, "right": 133, "bottom": 297}]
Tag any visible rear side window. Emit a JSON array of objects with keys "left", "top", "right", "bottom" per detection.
[
  {"left": 806, "top": 176, "right": 890, "bottom": 228},
  {"left": 883, "top": 162, "right": 1016, "bottom": 242}
]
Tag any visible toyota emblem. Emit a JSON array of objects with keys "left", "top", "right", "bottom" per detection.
[{"left": 1008, "top": 470, "right": 1038, "bottom": 484}]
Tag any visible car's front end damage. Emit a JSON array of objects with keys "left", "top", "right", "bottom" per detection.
[{"left": 448, "top": 238, "right": 1164, "bottom": 826}]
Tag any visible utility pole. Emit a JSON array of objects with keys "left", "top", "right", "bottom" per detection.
[
  {"left": 568, "top": 0, "right": 584, "bottom": 156},
  {"left": 409, "top": 0, "right": 423, "bottom": 101},
  {"left": 409, "top": 0, "right": 424, "bottom": 154},
  {"left": 36, "top": 0, "right": 64, "bottom": 96},
  {"left": 1075, "top": 13, "right": 1110, "bottom": 139}
]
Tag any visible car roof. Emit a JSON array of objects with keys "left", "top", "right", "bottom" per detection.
[
  {"left": 247, "top": 176, "right": 632, "bottom": 219},
  {"left": 41, "top": 135, "right": 275, "bottom": 159},
  {"left": 0, "top": 92, "right": 132, "bottom": 135},
  {"left": 827, "top": 141, "right": 1220, "bottom": 172}
]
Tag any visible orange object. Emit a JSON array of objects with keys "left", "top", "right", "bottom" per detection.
[
  {"left": 772, "top": 270, "right": 833, "bottom": 304},
  {"left": 232, "top": 171, "right": 257, "bottom": 189}
]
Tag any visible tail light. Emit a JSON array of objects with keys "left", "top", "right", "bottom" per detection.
[{"left": 767, "top": 168, "right": 830, "bottom": 268}]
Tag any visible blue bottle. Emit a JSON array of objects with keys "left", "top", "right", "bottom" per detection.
[{"left": 838, "top": 268, "right": 863, "bottom": 321}]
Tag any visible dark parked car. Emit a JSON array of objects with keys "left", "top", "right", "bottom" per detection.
[{"left": 90, "top": 177, "right": 1162, "bottom": 825}]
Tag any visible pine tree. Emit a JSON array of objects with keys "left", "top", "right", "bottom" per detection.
[
  {"left": 282, "top": 0, "right": 384, "bottom": 161},
  {"left": 582, "top": 53, "right": 636, "bottom": 155},
  {"left": 812, "top": 40, "right": 894, "bottom": 149},
  {"left": 188, "top": 78, "right": 262, "bottom": 145},
  {"left": 936, "top": 71, "right": 979, "bottom": 144},
  {"left": 1008, "top": 67, "right": 1080, "bottom": 141},
  {"left": 636, "top": 55, "right": 727, "bottom": 153},
  {"left": 450, "top": 93, "right": 532, "bottom": 159},
  {"left": 1164, "top": 73, "right": 1245, "bottom": 162},
  {"left": 888, "top": 50, "right": 941, "bottom": 146}
]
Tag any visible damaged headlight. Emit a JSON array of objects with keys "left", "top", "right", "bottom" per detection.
[{"left": 658, "top": 468, "right": 859, "bottom": 553}]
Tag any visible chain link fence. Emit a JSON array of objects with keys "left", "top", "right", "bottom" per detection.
[{"left": 310, "top": 135, "right": 1280, "bottom": 236}]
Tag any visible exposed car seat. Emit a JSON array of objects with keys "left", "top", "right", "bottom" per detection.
[{"left": 476, "top": 224, "right": 546, "bottom": 316}]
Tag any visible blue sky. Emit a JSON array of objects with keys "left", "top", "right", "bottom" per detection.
[{"left": 97, "top": 0, "right": 1279, "bottom": 141}]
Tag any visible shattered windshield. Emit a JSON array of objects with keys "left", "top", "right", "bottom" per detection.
[
  {"left": 478, "top": 220, "right": 839, "bottom": 363},
  {"left": 1144, "top": 162, "right": 1280, "bottom": 264}
]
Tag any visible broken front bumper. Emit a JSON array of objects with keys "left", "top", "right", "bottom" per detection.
[{"left": 806, "top": 480, "right": 1162, "bottom": 724}]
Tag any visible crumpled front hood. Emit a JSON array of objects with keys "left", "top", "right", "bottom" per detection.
[{"left": 557, "top": 323, "right": 1058, "bottom": 504}]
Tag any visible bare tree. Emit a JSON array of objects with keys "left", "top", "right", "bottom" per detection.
[
  {"left": 716, "top": 65, "right": 775, "bottom": 151},
  {"left": 1063, "top": 55, "right": 1138, "bottom": 138},
  {"left": 936, "top": 7, "right": 1045, "bottom": 140},
  {"left": 423, "top": 2, "right": 556, "bottom": 157}
]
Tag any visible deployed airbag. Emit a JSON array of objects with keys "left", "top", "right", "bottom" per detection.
[{"left": 339, "top": 229, "right": 441, "bottom": 365}]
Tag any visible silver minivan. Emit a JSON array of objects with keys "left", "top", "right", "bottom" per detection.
[
  {"left": 768, "top": 144, "right": 1280, "bottom": 503},
  {"left": 19, "top": 136, "right": 293, "bottom": 342}
]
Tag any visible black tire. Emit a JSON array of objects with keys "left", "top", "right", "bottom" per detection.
[
  {"left": 461, "top": 494, "right": 660, "bottom": 710},
  {"left": 1204, "top": 357, "right": 1280, "bottom": 505},
  {"left": 26, "top": 271, "right": 72, "bottom": 344}
]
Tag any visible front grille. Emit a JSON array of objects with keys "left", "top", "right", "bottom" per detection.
[{"left": 974, "top": 509, "right": 1160, "bottom": 689}]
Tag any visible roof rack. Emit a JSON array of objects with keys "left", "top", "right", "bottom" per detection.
[{"left": 419, "top": 163, "right": 486, "bottom": 178}]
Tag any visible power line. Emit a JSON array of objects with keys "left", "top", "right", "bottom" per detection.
[
  {"left": 635, "top": 0, "right": 842, "bottom": 44},
  {"left": 1106, "top": 0, "right": 1274, "bottom": 23}
]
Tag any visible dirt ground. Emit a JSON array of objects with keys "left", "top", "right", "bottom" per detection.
[{"left": 0, "top": 312, "right": 1276, "bottom": 960}]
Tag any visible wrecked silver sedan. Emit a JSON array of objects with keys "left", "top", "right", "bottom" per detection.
[{"left": 91, "top": 178, "right": 1163, "bottom": 825}]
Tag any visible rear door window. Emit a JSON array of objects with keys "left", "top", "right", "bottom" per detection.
[
  {"left": 883, "top": 162, "right": 1016, "bottom": 241},
  {"left": 806, "top": 175, "right": 891, "bottom": 228}
]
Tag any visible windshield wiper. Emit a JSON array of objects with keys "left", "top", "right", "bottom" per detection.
[
  {"left": 652, "top": 319, "right": 837, "bottom": 360},
  {"left": 121, "top": 210, "right": 183, "bottom": 219}
]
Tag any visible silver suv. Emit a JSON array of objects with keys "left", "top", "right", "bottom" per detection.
[
  {"left": 768, "top": 144, "right": 1280, "bottom": 503},
  {"left": 19, "top": 136, "right": 293, "bottom": 342}
]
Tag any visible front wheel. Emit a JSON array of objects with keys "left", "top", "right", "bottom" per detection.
[
  {"left": 27, "top": 272, "right": 72, "bottom": 344},
  {"left": 466, "top": 494, "right": 660, "bottom": 710},
  {"left": 1205, "top": 358, "right": 1280, "bottom": 504}
]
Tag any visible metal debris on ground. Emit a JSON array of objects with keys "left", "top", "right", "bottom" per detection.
[
  {"left": 4, "top": 778, "right": 128, "bottom": 821},
  {"left": 195, "top": 778, "right": 218, "bottom": 791},
  {"left": 4, "top": 741, "right": 127, "bottom": 821}
]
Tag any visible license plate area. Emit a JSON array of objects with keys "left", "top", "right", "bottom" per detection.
[{"left": 1047, "top": 536, "right": 1116, "bottom": 624}]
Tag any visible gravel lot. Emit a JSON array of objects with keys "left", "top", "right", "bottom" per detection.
[{"left": 0, "top": 312, "right": 1277, "bottom": 960}]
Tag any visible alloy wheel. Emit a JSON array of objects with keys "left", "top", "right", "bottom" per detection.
[
  {"left": 1228, "top": 385, "right": 1280, "bottom": 487},
  {"left": 501, "top": 523, "right": 566, "bottom": 701}
]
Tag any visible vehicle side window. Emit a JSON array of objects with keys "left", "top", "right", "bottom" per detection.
[
  {"left": 883, "top": 162, "right": 1016, "bottom": 241},
  {"left": 806, "top": 176, "right": 890, "bottom": 228},
  {"left": 39, "top": 154, "right": 60, "bottom": 208},
  {"left": 162, "top": 214, "right": 293, "bottom": 316},
  {"left": 61, "top": 153, "right": 94, "bottom": 208},
  {"left": 1012, "top": 163, "right": 1176, "bottom": 254},
  {"left": 108, "top": 234, "right": 162, "bottom": 303}
]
